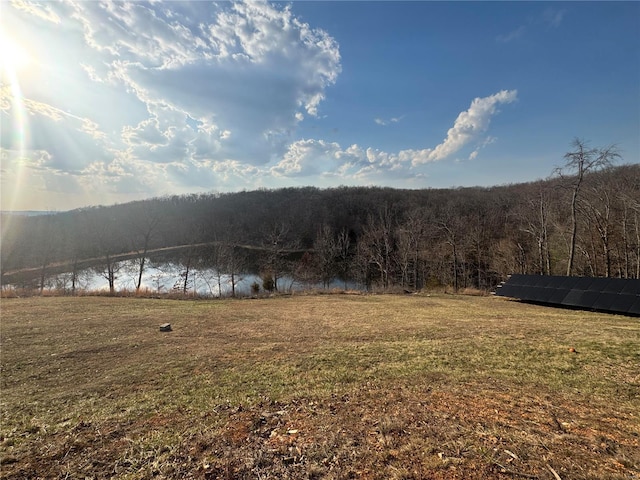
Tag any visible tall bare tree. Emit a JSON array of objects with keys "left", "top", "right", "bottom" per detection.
[
  {"left": 261, "top": 221, "right": 298, "bottom": 292},
  {"left": 358, "top": 206, "right": 395, "bottom": 290},
  {"left": 86, "top": 210, "right": 124, "bottom": 295},
  {"left": 335, "top": 228, "right": 352, "bottom": 289},
  {"left": 519, "top": 183, "right": 553, "bottom": 275},
  {"left": 438, "top": 203, "right": 465, "bottom": 292},
  {"left": 314, "top": 224, "right": 338, "bottom": 289},
  {"left": 126, "top": 202, "right": 162, "bottom": 293},
  {"left": 556, "top": 139, "right": 620, "bottom": 276},
  {"left": 581, "top": 171, "right": 619, "bottom": 277},
  {"left": 395, "top": 210, "right": 427, "bottom": 290},
  {"left": 33, "top": 214, "right": 56, "bottom": 294}
]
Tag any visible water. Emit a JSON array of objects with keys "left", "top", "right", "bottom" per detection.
[{"left": 39, "top": 259, "right": 356, "bottom": 296}]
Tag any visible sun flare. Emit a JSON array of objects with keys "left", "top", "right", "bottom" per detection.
[{"left": 0, "top": 31, "right": 32, "bottom": 73}]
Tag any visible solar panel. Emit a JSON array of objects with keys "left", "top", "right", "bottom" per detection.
[
  {"left": 608, "top": 295, "right": 638, "bottom": 314},
  {"left": 590, "top": 292, "right": 618, "bottom": 311},
  {"left": 495, "top": 275, "right": 640, "bottom": 316},
  {"left": 621, "top": 280, "right": 640, "bottom": 295},
  {"left": 514, "top": 286, "right": 532, "bottom": 301},
  {"left": 602, "top": 278, "right": 627, "bottom": 294},
  {"left": 528, "top": 276, "right": 547, "bottom": 288},
  {"left": 545, "top": 276, "right": 566, "bottom": 288},
  {"left": 573, "top": 277, "right": 596, "bottom": 291},
  {"left": 561, "top": 289, "right": 587, "bottom": 307},
  {"left": 507, "top": 275, "right": 523, "bottom": 286},
  {"left": 579, "top": 290, "right": 601, "bottom": 309},
  {"left": 495, "top": 284, "right": 518, "bottom": 297},
  {"left": 534, "top": 287, "right": 555, "bottom": 303},
  {"left": 588, "top": 278, "right": 610, "bottom": 293},
  {"left": 528, "top": 287, "right": 548, "bottom": 302},
  {"left": 558, "top": 276, "right": 579, "bottom": 290},
  {"left": 548, "top": 288, "right": 571, "bottom": 304},
  {"left": 506, "top": 275, "right": 525, "bottom": 286}
]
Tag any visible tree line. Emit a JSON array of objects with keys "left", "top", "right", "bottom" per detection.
[{"left": 1, "top": 140, "right": 638, "bottom": 296}]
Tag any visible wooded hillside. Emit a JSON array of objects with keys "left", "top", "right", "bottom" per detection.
[{"left": 2, "top": 162, "right": 639, "bottom": 294}]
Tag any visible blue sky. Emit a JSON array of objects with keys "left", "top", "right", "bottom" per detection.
[{"left": 1, "top": 1, "right": 638, "bottom": 211}]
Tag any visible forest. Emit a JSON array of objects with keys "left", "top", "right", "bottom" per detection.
[{"left": 1, "top": 142, "right": 639, "bottom": 296}]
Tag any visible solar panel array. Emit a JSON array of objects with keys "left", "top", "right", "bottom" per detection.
[{"left": 495, "top": 275, "right": 640, "bottom": 316}]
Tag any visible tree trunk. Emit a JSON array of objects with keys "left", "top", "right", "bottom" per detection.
[
  {"left": 452, "top": 242, "right": 458, "bottom": 292},
  {"left": 230, "top": 271, "right": 236, "bottom": 297},
  {"left": 603, "top": 231, "right": 611, "bottom": 278},
  {"left": 634, "top": 212, "right": 640, "bottom": 279},
  {"left": 107, "top": 255, "right": 116, "bottom": 295},
  {"left": 183, "top": 256, "right": 191, "bottom": 295},
  {"left": 136, "top": 256, "right": 146, "bottom": 292},
  {"left": 39, "top": 263, "right": 47, "bottom": 295},
  {"left": 621, "top": 209, "right": 629, "bottom": 278},
  {"left": 71, "top": 257, "right": 78, "bottom": 295},
  {"left": 567, "top": 188, "right": 579, "bottom": 276},
  {"left": 540, "top": 196, "right": 551, "bottom": 275}
]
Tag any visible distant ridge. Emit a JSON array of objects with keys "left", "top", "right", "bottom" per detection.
[{"left": 0, "top": 211, "right": 60, "bottom": 217}]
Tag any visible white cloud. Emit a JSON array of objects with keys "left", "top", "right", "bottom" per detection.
[
  {"left": 497, "top": 8, "right": 566, "bottom": 43},
  {"left": 374, "top": 116, "right": 403, "bottom": 126},
  {"left": 496, "top": 26, "right": 526, "bottom": 43},
  {"left": 1, "top": 0, "right": 343, "bottom": 207},
  {"left": 271, "top": 139, "right": 343, "bottom": 177},
  {"left": 9, "top": 0, "right": 61, "bottom": 24},
  {"left": 122, "top": 117, "right": 166, "bottom": 147},
  {"left": 468, "top": 136, "right": 497, "bottom": 161},
  {"left": 67, "top": 0, "right": 341, "bottom": 167},
  {"left": 271, "top": 90, "right": 517, "bottom": 179},
  {"left": 543, "top": 8, "right": 566, "bottom": 28},
  {"left": 411, "top": 89, "right": 517, "bottom": 165},
  {"left": 1, "top": 2, "right": 521, "bottom": 209}
]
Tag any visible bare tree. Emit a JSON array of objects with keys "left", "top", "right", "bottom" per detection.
[
  {"left": 438, "top": 205, "right": 465, "bottom": 292},
  {"left": 83, "top": 209, "right": 125, "bottom": 295},
  {"left": 634, "top": 203, "right": 640, "bottom": 279},
  {"left": 126, "top": 203, "right": 162, "bottom": 293},
  {"left": 358, "top": 206, "right": 395, "bottom": 290},
  {"left": 395, "top": 210, "right": 427, "bottom": 290},
  {"left": 203, "top": 230, "right": 246, "bottom": 297},
  {"left": 313, "top": 224, "right": 338, "bottom": 289},
  {"left": 613, "top": 165, "right": 640, "bottom": 278},
  {"left": 519, "top": 183, "right": 552, "bottom": 275},
  {"left": 174, "top": 219, "right": 204, "bottom": 296},
  {"left": 581, "top": 171, "right": 618, "bottom": 277},
  {"left": 33, "top": 215, "right": 56, "bottom": 294},
  {"left": 335, "top": 228, "right": 352, "bottom": 289},
  {"left": 556, "top": 139, "right": 620, "bottom": 276},
  {"left": 619, "top": 190, "right": 640, "bottom": 279},
  {"left": 261, "top": 221, "right": 298, "bottom": 292}
]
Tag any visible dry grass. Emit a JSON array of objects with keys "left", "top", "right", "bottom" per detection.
[{"left": 0, "top": 294, "right": 638, "bottom": 479}]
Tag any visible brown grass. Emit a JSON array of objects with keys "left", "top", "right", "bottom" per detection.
[{"left": 0, "top": 294, "right": 638, "bottom": 479}]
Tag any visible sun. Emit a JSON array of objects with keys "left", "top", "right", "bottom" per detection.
[{"left": 0, "top": 31, "right": 32, "bottom": 73}]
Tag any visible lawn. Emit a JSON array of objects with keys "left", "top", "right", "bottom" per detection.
[{"left": 1, "top": 294, "right": 638, "bottom": 479}]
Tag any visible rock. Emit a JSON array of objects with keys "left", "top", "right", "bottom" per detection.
[{"left": 160, "top": 323, "right": 172, "bottom": 332}]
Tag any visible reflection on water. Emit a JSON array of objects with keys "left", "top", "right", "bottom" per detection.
[
  {"left": 38, "top": 259, "right": 354, "bottom": 296},
  {"left": 85, "top": 261, "right": 260, "bottom": 296}
]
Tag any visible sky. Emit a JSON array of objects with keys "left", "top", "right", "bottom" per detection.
[{"left": 1, "top": 1, "right": 638, "bottom": 211}]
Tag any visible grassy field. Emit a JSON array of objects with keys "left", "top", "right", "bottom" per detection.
[{"left": 0, "top": 294, "right": 638, "bottom": 479}]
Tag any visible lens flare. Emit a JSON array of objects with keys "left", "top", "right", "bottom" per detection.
[
  {"left": 1, "top": 31, "right": 31, "bottom": 212},
  {"left": 0, "top": 31, "right": 31, "bottom": 73}
]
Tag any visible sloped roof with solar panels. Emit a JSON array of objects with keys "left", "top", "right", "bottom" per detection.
[{"left": 494, "top": 275, "right": 640, "bottom": 316}]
